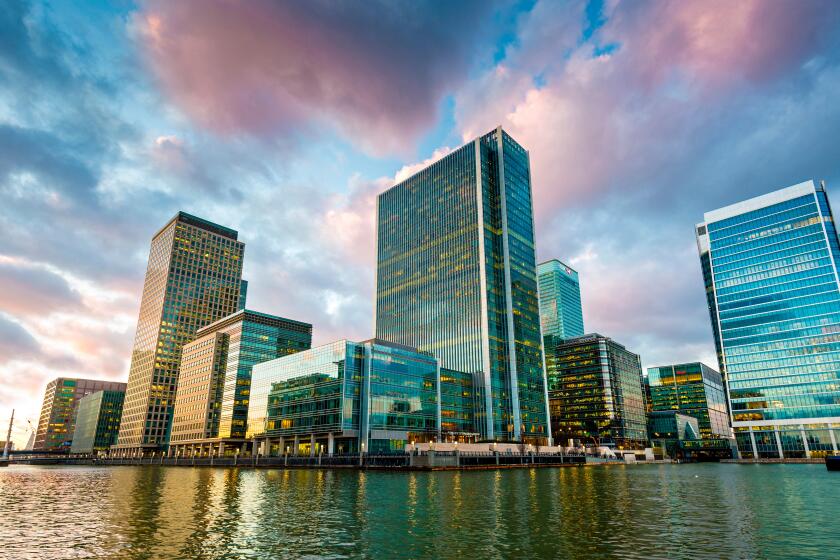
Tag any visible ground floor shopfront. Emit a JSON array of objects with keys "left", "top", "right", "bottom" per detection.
[{"left": 734, "top": 420, "right": 840, "bottom": 459}]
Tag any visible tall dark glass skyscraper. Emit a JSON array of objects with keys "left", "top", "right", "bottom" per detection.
[
  {"left": 375, "top": 127, "right": 550, "bottom": 444},
  {"left": 697, "top": 180, "right": 840, "bottom": 458}
]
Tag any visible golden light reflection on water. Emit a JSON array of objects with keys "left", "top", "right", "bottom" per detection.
[{"left": 1, "top": 464, "right": 837, "bottom": 559}]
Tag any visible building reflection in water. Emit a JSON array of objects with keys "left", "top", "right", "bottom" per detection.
[{"left": 1, "top": 465, "right": 836, "bottom": 559}]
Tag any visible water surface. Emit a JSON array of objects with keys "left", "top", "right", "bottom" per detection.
[{"left": 0, "top": 463, "right": 833, "bottom": 559}]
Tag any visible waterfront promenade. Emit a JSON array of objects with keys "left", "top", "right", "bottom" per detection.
[{"left": 7, "top": 450, "right": 588, "bottom": 470}]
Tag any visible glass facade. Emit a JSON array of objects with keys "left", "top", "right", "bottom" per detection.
[
  {"left": 238, "top": 279, "right": 248, "bottom": 310},
  {"left": 375, "top": 127, "right": 549, "bottom": 444},
  {"left": 648, "top": 411, "right": 701, "bottom": 442},
  {"left": 646, "top": 362, "right": 730, "bottom": 438},
  {"left": 249, "top": 339, "right": 439, "bottom": 453},
  {"left": 537, "top": 259, "right": 584, "bottom": 339},
  {"left": 547, "top": 334, "right": 648, "bottom": 449},
  {"left": 439, "top": 368, "right": 477, "bottom": 439},
  {"left": 697, "top": 180, "right": 840, "bottom": 457},
  {"left": 116, "top": 212, "right": 244, "bottom": 452},
  {"left": 169, "top": 310, "right": 312, "bottom": 448},
  {"left": 34, "top": 378, "right": 127, "bottom": 451},
  {"left": 70, "top": 390, "right": 126, "bottom": 454}
]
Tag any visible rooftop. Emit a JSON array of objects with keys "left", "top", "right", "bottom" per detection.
[
  {"left": 196, "top": 309, "right": 313, "bottom": 336},
  {"left": 702, "top": 180, "right": 818, "bottom": 224},
  {"left": 153, "top": 211, "right": 240, "bottom": 241}
]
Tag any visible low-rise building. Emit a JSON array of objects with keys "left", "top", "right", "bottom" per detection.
[
  {"left": 547, "top": 334, "right": 648, "bottom": 450},
  {"left": 70, "top": 390, "right": 126, "bottom": 455},
  {"left": 34, "top": 378, "right": 127, "bottom": 452},
  {"left": 168, "top": 309, "right": 312, "bottom": 457},
  {"left": 646, "top": 362, "right": 730, "bottom": 438},
  {"left": 649, "top": 410, "right": 735, "bottom": 461},
  {"left": 248, "top": 339, "right": 442, "bottom": 455}
]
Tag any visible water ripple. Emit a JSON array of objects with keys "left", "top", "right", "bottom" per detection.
[{"left": 0, "top": 464, "right": 835, "bottom": 559}]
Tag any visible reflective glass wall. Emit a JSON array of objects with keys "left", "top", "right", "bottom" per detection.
[
  {"left": 249, "top": 340, "right": 440, "bottom": 453},
  {"left": 375, "top": 127, "right": 549, "bottom": 444},
  {"left": 697, "top": 180, "right": 840, "bottom": 457},
  {"left": 646, "top": 362, "right": 730, "bottom": 438},
  {"left": 547, "top": 334, "right": 648, "bottom": 449},
  {"left": 537, "top": 259, "right": 584, "bottom": 339}
]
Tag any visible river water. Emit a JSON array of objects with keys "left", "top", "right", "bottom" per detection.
[{"left": 0, "top": 463, "right": 834, "bottom": 559}]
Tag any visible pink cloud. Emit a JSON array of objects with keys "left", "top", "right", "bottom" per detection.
[
  {"left": 457, "top": 0, "right": 837, "bottom": 219},
  {"left": 137, "top": 0, "right": 485, "bottom": 155},
  {"left": 606, "top": 0, "right": 829, "bottom": 91}
]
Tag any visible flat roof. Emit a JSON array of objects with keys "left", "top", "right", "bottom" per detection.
[
  {"left": 703, "top": 180, "right": 817, "bottom": 224},
  {"left": 196, "top": 309, "right": 313, "bottom": 336},
  {"left": 537, "top": 259, "right": 578, "bottom": 276},
  {"left": 153, "top": 211, "right": 239, "bottom": 241}
]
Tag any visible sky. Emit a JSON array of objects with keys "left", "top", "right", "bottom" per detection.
[{"left": 3, "top": 0, "right": 840, "bottom": 448}]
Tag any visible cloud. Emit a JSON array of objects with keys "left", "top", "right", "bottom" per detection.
[
  {"left": 136, "top": 0, "right": 494, "bottom": 155},
  {"left": 605, "top": 0, "right": 835, "bottom": 90},
  {"left": 0, "top": 258, "right": 83, "bottom": 317},
  {"left": 454, "top": 0, "right": 840, "bottom": 367},
  {"left": 0, "top": 314, "right": 41, "bottom": 363}
]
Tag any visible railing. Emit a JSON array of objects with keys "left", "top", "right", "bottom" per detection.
[{"left": 9, "top": 451, "right": 586, "bottom": 469}]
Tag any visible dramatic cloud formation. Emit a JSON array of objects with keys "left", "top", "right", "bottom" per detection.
[
  {"left": 455, "top": 0, "right": 840, "bottom": 364},
  {"left": 137, "top": 0, "right": 493, "bottom": 155},
  {"left": 3, "top": 0, "right": 840, "bottom": 447}
]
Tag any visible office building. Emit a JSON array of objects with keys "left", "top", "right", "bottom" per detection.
[
  {"left": 648, "top": 411, "right": 700, "bottom": 445},
  {"left": 115, "top": 212, "right": 245, "bottom": 454},
  {"left": 537, "top": 259, "right": 584, "bottom": 339},
  {"left": 248, "top": 339, "right": 439, "bottom": 455},
  {"left": 375, "top": 127, "right": 550, "bottom": 444},
  {"left": 697, "top": 180, "right": 840, "bottom": 458},
  {"left": 439, "top": 368, "right": 477, "bottom": 440},
  {"left": 34, "top": 378, "right": 126, "bottom": 451},
  {"left": 168, "top": 309, "right": 312, "bottom": 456},
  {"left": 646, "top": 362, "right": 730, "bottom": 438},
  {"left": 70, "top": 390, "right": 126, "bottom": 454},
  {"left": 547, "top": 334, "right": 648, "bottom": 449}
]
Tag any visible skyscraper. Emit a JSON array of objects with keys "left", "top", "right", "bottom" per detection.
[
  {"left": 375, "top": 127, "right": 550, "bottom": 444},
  {"left": 34, "top": 378, "right": 126, "bottom": 451},
  {"left": 537, "top": 259, "right": 584, "bottom": 339},
  {"left": 114, "top": 212, "right": 244, "bottom": 454},
  {"left": 168, "top": 309, "right": 312, "bottom": 456},
  {"left": 697, "top": 180, "right": 840, "bottom": 459}
]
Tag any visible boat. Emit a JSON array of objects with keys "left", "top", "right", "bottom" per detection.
[{"left": 826, "top": 456, "right": 840, "bottom": 471}]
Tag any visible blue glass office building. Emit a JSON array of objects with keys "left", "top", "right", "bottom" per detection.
[
  {"left": 697, "top": 180, "right": 840, "bottom": 458},
  {"left": 247, "top": 339, "right": 439, "bottom": 454},
  {"left": 376, "top": 127, "right": 550, "bottom": 444},
  {"left": 538, "top": 259, "right": 584, "bottom": 339}
]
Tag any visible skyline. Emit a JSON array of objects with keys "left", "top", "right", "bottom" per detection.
[{"left": 4, "top": 0, "right": 840, "bottom": 448}]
